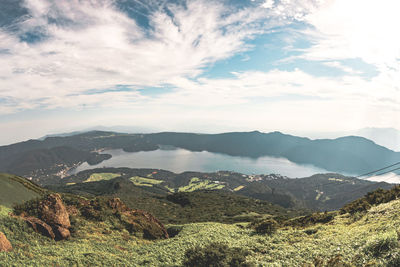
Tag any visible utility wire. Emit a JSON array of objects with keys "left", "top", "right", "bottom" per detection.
[
  {"left": 356, "top": 161, "right": 400, "bottom": 178},
  {"left": 368, "top": 166, "right": 400, "bottom": 178}
]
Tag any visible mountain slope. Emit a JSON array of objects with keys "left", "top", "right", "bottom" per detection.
[
  {"left": 2, "top": 179, "right": 400, "bottom": 266},
  {"left": 148, "top": 131, "right": 400, "bottom": 174},
  {"left": 0, "top": 173, "right": 46, "bottom": 208},
  {"left": 57, "top": 168, "right": 393, "bottom": 212},
  {"left": 355, "top": 127, "right": 400, "bottom": 152}
]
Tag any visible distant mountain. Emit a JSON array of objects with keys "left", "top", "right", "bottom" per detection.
[
  {"left": 0, "top": 146, "right": 111, "bottom": 182},
  {"left": 147, "top": 131, "right": 400, "bottom": 175},
  {"left": 38, "top": 126, "right": 154, "bottom": 140},
  {"left": 1, "top": 130, "right": 399, "bottom": 184},
  {"left": 354, "top": 127, "right": 400, "bottom": 152}
]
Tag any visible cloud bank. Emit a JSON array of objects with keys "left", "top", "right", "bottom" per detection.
[{"left": 0, "top": 0, "right": 399, "bottom": 144}]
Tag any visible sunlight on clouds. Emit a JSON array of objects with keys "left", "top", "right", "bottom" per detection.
[
  {"left": 304, "top": 0, "right": 400, "bottom": 72},
  {"left": 0, "top": 0, "right": 399, "bottom": 140},
  {"left": 0, "top": 0, "right": 270, "bottom": 113}
]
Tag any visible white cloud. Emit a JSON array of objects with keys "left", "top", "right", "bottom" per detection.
[
  {"left": 0, "top": 0, "right": 278, "bottom": 114},
  {"left": 303, "top": 0, "right": 400, "bottom": 73},
  {"left": 365, "top": 172, "right": 400, "bottom": 184},
  {"left": 0, "top": 0, "right": 399, "bottom": 144},
  {"left": 261, "top": 0, "right": 274, "bottom": 9},
  {"left": 323, "top": 61, "right": 362, "bottom": 75}
]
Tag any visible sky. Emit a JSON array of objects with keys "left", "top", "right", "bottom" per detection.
[{"left": 0, "top": 0, "right": 399, "bottom": 145}]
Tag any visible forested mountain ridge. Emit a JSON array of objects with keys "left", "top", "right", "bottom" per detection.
[{"left": 0, "top": 130, "right": 399, "bottom": 184}]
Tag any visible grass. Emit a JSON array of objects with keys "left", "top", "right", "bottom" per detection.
[
  {"left": 3, "top": 196, "right": 400, "bottom": 266},
  {"left": 0, "top": 205, "right": 11, "bottom": 217},
  {"left": 84, "top": 173, "right": 120, "bottom": 183},
  {"left": 233, "top": 185, "right": 245, "bottom": 191},
  {"left": 2, "top": 182, "right": 400, "bottom": 266},
  {"left": 178, "top": 177, "right": 225, "bottom": 192},
  {"left": 0, "top": 173, "right": 42, "bottom": 208},
  {"left": 129, "top": 176, "right": 164, "bottom": 187}
]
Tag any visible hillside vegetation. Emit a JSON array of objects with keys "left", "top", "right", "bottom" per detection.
[
  {"left": 0, "top": 173, "right": 46, "bottom": 208},
  {"left": 2, "top": 181, "right": 400, "bottom": 266},
  {"left": 59, "top": 168, "right": 392, "bottom": 213}
]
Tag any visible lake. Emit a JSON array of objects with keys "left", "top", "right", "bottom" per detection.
[{"left": 69, "top": 146, "right": 328, "bottom": 178}]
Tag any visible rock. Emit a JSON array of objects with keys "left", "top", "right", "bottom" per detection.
[
  {"left": 66, "top": 205, "right": 79, "bottom": 216},
  {"left": 39, "top": 193, "right": 70, "bottom": 229},
  {"left": 108, "top": 198, "right": 129, "bottom": 212},
  {"left": 0, "top": 232, "right": 12, "bottom": 252},
  {"left": 24, "top": 217, "right": 55, "bottom": 240},
  {"left": 121, "top": 209, "right": 169, "bottom": 240},
  {"left": 54, "top": 226, "right": 70, "bottom": 240}
]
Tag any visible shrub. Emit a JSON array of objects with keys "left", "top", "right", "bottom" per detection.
[
  {"left": 364, "top": 231, "right": 399, "bottom": 257},
  {"left": 340, "top": 199, "right": 371, "bottom": 215},
  {"left": 304, "top": 228, "right": 318, "bottom": 235},
  {"left": 13, "top": 197, "right": 42, "bottom": 217},
  {"left": 340, "top": 186, "right": 400, "bottom": 215},
  {"left": 183, "top": 242, "right": 251, "bottom": 267},
  {"left": 251, "top": 219, "right": 278, "bottom": 235},
  {"left": 167, "top": 225, "right": 183, "bottom": 238},
  {"left": 325, "top": 255, "right": 353, "bottom": 267},
  {"left": 387, "top": 251, "right": 400, "bottom": 267},
  {"left": 284, "top": 212, "right": 335, "bottom": 228},
  {"left": 166, "top": 193, "right": 191, "bottom": 207}
]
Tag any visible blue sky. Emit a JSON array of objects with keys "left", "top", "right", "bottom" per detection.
[{"left": 0, "top": 0, "right": 399, "bottom": 145}]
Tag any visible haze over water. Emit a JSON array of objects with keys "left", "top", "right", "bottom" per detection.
[{"left": 70, "top": 146, "right": 328, "bottom": 178}]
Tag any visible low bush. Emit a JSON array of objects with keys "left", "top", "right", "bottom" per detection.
[
  {"left": 364, "top": 231, "right": 399, "bottom": 257},
  {"left": 387, "top": 251, "right": 400, "bottom": 267},
  {"left": 251, "top": 219, "right": 278, "bottom": 235},
  {"left": 166, "top": 193, "right": 191, "bottom": 207},
  {"left": 284, "top": 212, "right": 335, "bottom": 228},
  {"left": 167, "top": 225, "right": 183, "bottom": 238},
  {"left": 341, "top": 186, "right": 400, "bottom": 215},
  {"left": 183, "top": 242, "right": 251, "bottom": 267}
]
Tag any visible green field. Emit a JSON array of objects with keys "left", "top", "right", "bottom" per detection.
[
  {"left": 84, "top": 173, "right": 121, "bottom": 183},
  {"left": 233, "top": 185, "right": 245, "bottom": 191},
  {"left": 129, "top": 176, "right": 164, "bottom": 187},
  {"left": 0, "top": 173, "right": 41, "bottom": 208},
  {"left": 178, "top": 177, "right": 225, "bottom": 192}
]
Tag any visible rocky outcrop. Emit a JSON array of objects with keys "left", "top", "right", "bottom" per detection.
[
  {"left": 22, "top": 194, "right": 71, "bottom": 240},
  {"left": 55, "top": 226, "right": 70, "bottom": 240},
  {"left": 120, "top": 209, "right": 169, "bottom": 240},
  {"left": 108, "top": 198, "right": 129, "bottom": 212},
  {"left": 82, "top": 197, "right": 169, "bottom": 240},
  {"left": 0, "top": 232, "right": 12, "bottom": 252},
  {"left": 24, "top": 217, "right": 55, "bottom": 239},
  {"left": 39, "top": 194, "right": 70, "bottom": 229}
]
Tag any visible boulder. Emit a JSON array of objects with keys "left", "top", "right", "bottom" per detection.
[
  {"left": 121, "top": 209, "right": 169, "bottom": 240},
  {"left": 108, "top": 198, "right": 129, "bottom": 212},
  {"left": 0, "top": 232, "right": 12, "bottom": 252},
  {"left": 54, "top": 226, "right": 70, "bottom": 240},
  {"left": 21, "top": 194, "right": 71, "bottom": 240},
  {"left": 39, "top": 194, "right": 70, "bottom": 228},
  {"left": 24, "top": 217, "right": 55, "bottom": 239}
]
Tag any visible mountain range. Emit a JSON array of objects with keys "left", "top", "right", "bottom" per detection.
[{"left": 1, "top": 130, "right": 398, "bottom": 185}]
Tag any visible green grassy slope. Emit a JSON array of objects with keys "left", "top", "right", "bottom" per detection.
[
  {"left": 2, "top": 195, "right": 400, "bottom": 266},
  {"left": 0, "top": 173, "right": 45, "bottom": 208}
]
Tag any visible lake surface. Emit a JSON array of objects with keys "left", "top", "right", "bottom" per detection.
[{"left": 69, "top": 146, "right": 328, "bottom": 178}]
